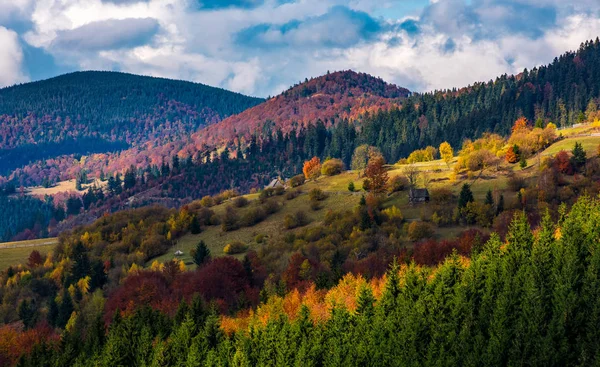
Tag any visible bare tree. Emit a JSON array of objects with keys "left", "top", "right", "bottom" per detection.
[{"left": 403, "top": 164, "right": 420, "bottom": 188}]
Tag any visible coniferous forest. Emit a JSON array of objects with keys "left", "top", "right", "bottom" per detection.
[{"left": 8, "top": 197, "right": 600, "bottom": 367}]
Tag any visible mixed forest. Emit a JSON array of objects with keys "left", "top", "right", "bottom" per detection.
[{"left": 3, "top": 39, "right": 600, "bottom": 366}]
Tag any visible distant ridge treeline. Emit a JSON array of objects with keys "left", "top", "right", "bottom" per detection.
[{"left": 0, "top": 71, "right": 264, "bottom": 174}]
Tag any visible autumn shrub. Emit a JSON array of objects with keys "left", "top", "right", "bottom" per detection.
[
  {"left": 274, "top": 187, "right": 285, "bottom": 196},
  {"left": 255, "top": 234, "right": 266, "bottom": 244},
  {"left": 382, "top": 206, "right": 404, "bottom": 226},
  {"left": 221, "top": 206, "right": 240, "bottom": 232},
  {"left": 387, "top": 175, "right": 409, "bottom": 193},
  {"left": 261, "top": 199, "right": 280, "bottom": 215},
  {"left": 284, "top": 210, "right": 309, "bottom": 229},
  {"left": 213, "top": 194, "right": 225, "bottom": 205},
  {"left": 553, "top": 150, "right": 574, "bottom": 174},
  {"left": 233, "top": 196, "right": 249, "bottom": 208},
  {"left": 321, "top": 158, "right": 344, "bottom": 176},
  {"left": 288, "top": 174, "right": 306, "bottom": 187},
  {"left": 285, "top": 189, "right": 300, "bottom": 200},
  {"left": 507, "top": 174, "right": 528, "bottom": 192},
  {"left": 200, "top": 195, "right": 214, "bottom": 207},
  {"left": 240, "top": 207, "right": 267, "bottom": 227},
  {"left": 223, "top": 241, "right": 248, "bottom": 255},
  {"left": 259, "top": 188, "right": 275, "bottom": 203},
  {"left": 308, "top": 188, "right": 327, "bottom": 201},
  {"left": 429, "top": 188, "right": 453, "bottom": 204},
  {"left": 407, "top": 221, "right": 434, "bottom": 242}
]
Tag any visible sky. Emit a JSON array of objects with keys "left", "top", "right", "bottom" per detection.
[{"left": 2, "top": 0, "right": 600, "bottom": 97}]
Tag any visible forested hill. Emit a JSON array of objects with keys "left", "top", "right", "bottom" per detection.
[
  {"left": 356, "top": 38, "right": 600, "bottom": 162},
  {"left": 186, "top": 70, "right": 410, "bottom": 148},
  {"left": 0, "top": 71, "right": 263, "bottom": 174}
]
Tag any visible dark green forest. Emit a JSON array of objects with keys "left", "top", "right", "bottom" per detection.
[
  {"left": 0, "top": 71, "right": 263, "bottom": 173},
  {"left": 14, "top": 197, "right": 600, "bottom": 367}
]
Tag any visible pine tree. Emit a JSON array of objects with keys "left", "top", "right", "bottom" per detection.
[
  {"left": 485, "top": 189, "right": 494, "bottom": 206},
  {"left": 189, "top": 215, "right": 201, "bottom": 234},
  {"left": 458, "top": 184, "right": 474, "bottom": 209},
  {"left": 192, "top": 240, "right": 211, "bottom": 267},
  {"left": 572, "top": 141, "right": 587, "bottom": 169}
]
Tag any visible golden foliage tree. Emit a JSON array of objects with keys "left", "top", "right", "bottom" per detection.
[
  {"left": 303, "top": 157, "right": 322, "bottom": 180},
  {"left": 439, "top": 141, "right": 454, "bottom": 167}
]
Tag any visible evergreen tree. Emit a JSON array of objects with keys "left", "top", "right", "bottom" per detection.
[
  {"left": 192, "top": 240, "right": 211, "bottom": 267},
  {"left": 190, "top": 215, "right": 202, "bottom": 234},
  {"left": 458, "top": 184, "right": 474, "bottom": 209}
]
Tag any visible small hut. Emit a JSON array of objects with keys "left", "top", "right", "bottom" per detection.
[
  {"left": 409, "top": 188, "right": 430, "bottom": 204},
  {"left": 265, "top": 178, "right": 286, "bottom": 189},
  {"left": 174, "top": 250, "right": 184, "bottom": 256}
]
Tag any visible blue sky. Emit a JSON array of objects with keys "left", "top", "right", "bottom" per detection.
[{"left": 1, "top": 0, "right": 600, "bottom": 97}]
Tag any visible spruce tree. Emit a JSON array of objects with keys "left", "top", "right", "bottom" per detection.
[
  {"left": 458, "top": 184, "right": 474, "bottom": 209},
  {"left": 192, "top": 240, "right": 211, "bottom": 267}
]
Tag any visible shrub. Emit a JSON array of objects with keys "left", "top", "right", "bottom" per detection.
[
  {"left": 382, "top": 206, "right": 404, "bottom": 226},
  {"left": 284, "top": 210, "right": 309, "bottom": 229},
  {"left": 255, "top": 234, "right": 266, "bottom": 244},
  {"left": 285, "top": 189, "right": 300, "bottom": 200},
  {"left": 274, "top": 187, "right": 285, "bottom": 196},
  {"left": 259, "top": 188, "right": 276, "bottom": 203},
  {"left": 429, "top": 188, "right": 453, "bottom": 204},
  {"left": 310, "top": 200, "right": 321, "bottom": 211},
  {"left": 289, "top": 174, "right": 306, "bottom": 187},
  {"left": 200, "top": 195, "right": 214, "bottom": 207},
  {"left": 309, "top": 188, "right": 327, "bottom": 201},
  {"left": 262, "top": 199, "right": 280, "bottom": 215},
  {"left": 233, "top": 196, "right": 249, "bottom": 208},
  {"left": 348, "top": 181, "right": 355, "bottom": 192},
  {"left": 221, "top": 206, "right": 240, "bottom": 232},
  {"left": 321, "top": 158, "right": 344, "bottom": 176},
  {"left": 407, "top": 221, "right": 434, "bottom": 242},
  {"left": 223, "top": 241, "right": 248, "bottom": 255},
  {"left": 387, "top": 175, "right": 409, "bottom": 193},
  {"left": 240, "top": 207, "right": 266, "bottom": 227},
  {"left": 508, "top": 175, "right": 528, "bottom": 192}
]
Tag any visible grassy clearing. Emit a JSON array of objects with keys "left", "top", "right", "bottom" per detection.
[
  {"left": 148, "top": 191, "right": 361, "bottom": 267},
  {"left": 0, "top": 243, "right": 56, "bottom": 271},
  {"left": 26, "top": 178, "right": 105, "bottom": 196},
  {"left": 541, "top": 135, "right": 600, "bottom": 157}
]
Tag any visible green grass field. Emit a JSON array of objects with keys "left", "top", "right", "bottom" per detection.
[
  {"left": 541, "top": 135, "right": 600, "bottom": 156},
  {"left": 0, "top": 238, "right": 57, "bottom": 270},
  {"left": 148, "top": 190, "right": 361, "bottom": 267}
]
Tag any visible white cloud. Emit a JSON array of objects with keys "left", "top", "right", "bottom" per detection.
[
  {"left": 4, "top": 0, "right": 600, "bottom": 96},
  {"left": 0, "top": 27, "right": 26, "bottom": 87}
]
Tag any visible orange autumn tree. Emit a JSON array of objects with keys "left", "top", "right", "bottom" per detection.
[
  {"left": 505, "top": 145, "right": 520, "bottom": 163},
  {"left": 512, "top": 116, "right": 528, "bottom": 134},
  {"left": 303, "top": 157, "right": 322, "bottom": 180},
  {"left": 363, "top": 155, "right": 389, "bottom": 194}
]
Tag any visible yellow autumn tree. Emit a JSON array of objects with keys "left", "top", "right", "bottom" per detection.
[{"left": 439, "top": 141, "right": 454, "bottom": 167}]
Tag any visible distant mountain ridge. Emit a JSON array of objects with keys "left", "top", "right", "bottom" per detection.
[
  {"left": 188, "top": 70, "right": 410, "bottom": 148},
  {"left": 0, "top": 71, "right": 264, "bottom": 175}
]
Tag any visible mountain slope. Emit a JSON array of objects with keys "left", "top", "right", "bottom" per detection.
[
  {"left": 186, "top": 70, "right": 410, "bottom": 149},
  {"left": 0, "top": 71, "right": 263, "bottom": 174}
]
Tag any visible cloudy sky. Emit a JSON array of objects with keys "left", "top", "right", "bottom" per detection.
[{"left": 2, "top": 0, "right": 600, "bottom": 97}]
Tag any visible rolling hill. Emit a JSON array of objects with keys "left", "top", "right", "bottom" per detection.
[{"left": 0, "top": 71, "right": 263, "bottom": 176}]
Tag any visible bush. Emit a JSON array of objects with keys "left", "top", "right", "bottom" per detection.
[
  {"left": 348, "top": 181, "right": 355, "bottom": 192},
  {"left": 508, "top": 175, "right": 528, "bottom": 192},
  {"left": 200, "top": 195, "right": 214, "bottom": 207},
  {"left": 382, "top": 206, "right": 404, "bottom": 226},
  {"left": 407, "top": 221, "right": 434, "bottom": 242},
  {"left": 429, "top": 188, "right": 453, "bottom": 204},
  {"left": 233, "top": 196, "right": 249, "bottom": 208},
  {"left": 288, "top": 174, "right": 306, "bottom": 187},
  {"left": 284, "top": 210, "right": 309, "bottom": 229},
  {"left": 387, "top": 175, "right": 409, "bottom": 193},
  {"left": 262, "top": 199, "right": 280, "bottom": 214},
  {"left": 223, "top": 241, "right": 248, "bottom": 255},
  {"left": 221, "top": 206, "right": 240, "bottom": 232},
  {"left": 321, "top": 158, "right": 344, "bottom": 176},
  {"left": 240, "top": 207, "right": 267, "bottom": 227},
  {"left": 255, "top": 234, "right": 266, "bottom": 244},
  {"left": 259, "top": 188, "right": 276, "bottom": 203},
  {"left": 309, "top": 188, "right": 327, "bottom": 201},
  {"left": 274, "top": 187, "right": 285, "bottom": 196},
  {"left": 310, "top": 200, "right": 321, "bottom": 211},
  {"left": 285, "top": 189, "right": 300, "bottom": 200}
]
